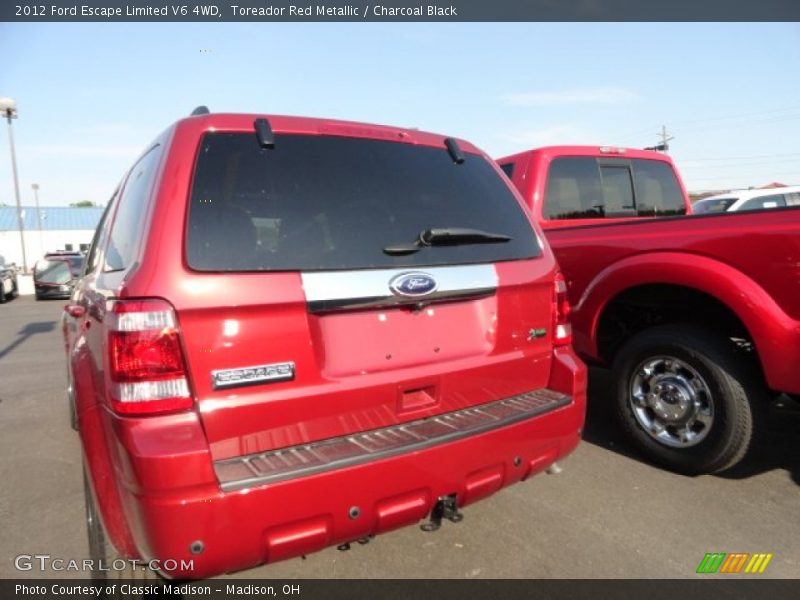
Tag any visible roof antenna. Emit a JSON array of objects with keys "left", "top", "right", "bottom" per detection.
[
  {"left": 444, "top": 137, "right": 465, "bottom": 165},
  {"left": 190, "top": 106, "right": 210, "bottom": 116},
  {"left": 254, "top": 118, "right": 275, "bottom": 149}
]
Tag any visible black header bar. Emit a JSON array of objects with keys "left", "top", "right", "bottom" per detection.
[
  {"left": 4, "top": 579, "right": 800, "bottom": 600},
  {"left": 3, "top": 0, "right": 800, "bottom": 22}
]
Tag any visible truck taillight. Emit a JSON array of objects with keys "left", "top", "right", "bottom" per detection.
[
  {"left": 554, "top": 273, "right": 572, "bottom": 346},
  {"left": 106, "top": 299, "right": 193, "bottom": 415}
]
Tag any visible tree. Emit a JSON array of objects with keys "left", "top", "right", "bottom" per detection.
[{"left": 70, "top": 200, "right": 96, "bottom": 207}]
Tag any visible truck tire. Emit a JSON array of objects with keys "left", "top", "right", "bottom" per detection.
[
  {"left": 0, "top": 283, "right": 5, "bottom": 303},
  {"left": 611, "top": 324, "right": 765, "bottom": 475}
]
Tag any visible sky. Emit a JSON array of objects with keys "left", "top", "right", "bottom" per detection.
[{"left": 1, "top": 22, "right": 799, "bottom": 207}]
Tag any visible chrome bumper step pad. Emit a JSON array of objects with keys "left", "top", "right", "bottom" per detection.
[{"left": 214, "top": 389, "right": 572, "bottom": 491}]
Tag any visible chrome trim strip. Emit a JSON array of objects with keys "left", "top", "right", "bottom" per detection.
[
  {"left": 211, "top": 361, "right": 295, "bottom": 390},
  {"left": 214, "top": 389, "right": 571, "bottom": 491},
  {"left": 301, "top": 264, "right": 497, "bottom": 313}
]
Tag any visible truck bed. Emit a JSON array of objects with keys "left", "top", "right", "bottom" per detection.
[{"left": 546, "top": 206, "right": 800, "bottom": 395}]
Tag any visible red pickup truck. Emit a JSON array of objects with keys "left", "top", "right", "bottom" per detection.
[
  {"left": 498, "top": 146, "right": 800, "bottom": 474},
  {"left": 63, "top": 112, "right": 586, "bottom": 579}
]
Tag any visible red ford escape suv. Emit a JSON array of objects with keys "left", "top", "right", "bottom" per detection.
[{"left": 63, "top": 109, "right": 587, "bottom": 579}]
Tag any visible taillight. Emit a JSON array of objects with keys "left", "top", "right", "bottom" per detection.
[
  {"left": 553, "top": 273, "right": 573, "bottom": 346},
  {"left": 106, "top": 299, "right": 193, "bottom": 415}
]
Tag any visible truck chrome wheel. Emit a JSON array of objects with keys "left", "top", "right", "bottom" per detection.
[{"left": 629, "top": 356, "right": 714, "bottom": 448}]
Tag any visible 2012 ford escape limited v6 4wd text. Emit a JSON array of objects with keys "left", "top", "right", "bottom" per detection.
[{"left": 62, "top": 109, "right": 587, "bottom": 579}]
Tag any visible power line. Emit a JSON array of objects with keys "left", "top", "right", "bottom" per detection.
[
  {"left": 680, "top": 152, "right": 800, "bottom": 162},
  {"left": 614, "top": 103, "right": 800, "bottom": 142},
  {"left": 688, "top": 171, "right": 800, "bottom": 181},
  {"left": 672, "top": 112, "right": 800, "bottom": 134},
  {"left": 667, "top": 103, "right": 800, "bottom": 128},
  {"left": 680, "top": 158, "right": 800, "bottom": 169}
]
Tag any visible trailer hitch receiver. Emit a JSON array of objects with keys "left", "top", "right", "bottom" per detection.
[{"left": 421, "top": 494, "right": 463, "bottom": 532}]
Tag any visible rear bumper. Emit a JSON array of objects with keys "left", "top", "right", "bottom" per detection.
[
  {"left": 106, "top": 348, "right": 586, "bottom": 579},
  {"left": 35, "top": 284, "right": 71, "bottom": 299},
  {"left": 215, "top": 388, "right": 572, "bottom": 491}
]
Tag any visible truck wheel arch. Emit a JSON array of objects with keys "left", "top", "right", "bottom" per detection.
[{"left": 577, "top": 252, "right": 792, "bottom": 392}]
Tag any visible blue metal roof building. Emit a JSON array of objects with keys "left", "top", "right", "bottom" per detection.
[{"left": 0, "top": 206, "right": 105, "bottom": 231}]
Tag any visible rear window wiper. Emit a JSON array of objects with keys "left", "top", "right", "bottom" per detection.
[{"left": 383, "top": 227, "right": 512, "bottom": 256}]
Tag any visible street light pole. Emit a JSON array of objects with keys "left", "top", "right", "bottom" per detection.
[
  {"left": 0, "top": 97, "right": 27, "bottom": 273},
  {"left": 32, "top": 183, "right": 43, "bottom": 257}
]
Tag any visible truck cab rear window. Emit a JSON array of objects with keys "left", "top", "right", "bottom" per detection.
[
  {"left": 544, "top": 157, "right": 686, "bottom": 220},
  {"left": 187, "top": 133, "right": 540, "bottom": 271}
]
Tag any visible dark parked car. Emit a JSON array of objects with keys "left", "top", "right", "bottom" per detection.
[{"left": 34, "top": 252, "right": 85, "bottom": 300}]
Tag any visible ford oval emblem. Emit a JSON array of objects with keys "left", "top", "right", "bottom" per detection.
[{"left": 389, "top": 272, "right": 438, "bottom": 297}]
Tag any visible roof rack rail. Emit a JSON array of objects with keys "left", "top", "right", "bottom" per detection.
[{"left": 190, "top": 106, "right": 210, "bottom": 116}]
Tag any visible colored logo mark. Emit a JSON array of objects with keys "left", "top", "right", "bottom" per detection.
[
  {"left": 389, "top": 272, "right": 438, "bottom": 297},
  {"left": 696, "top": 553, "right": 773, "bottom": 574}
]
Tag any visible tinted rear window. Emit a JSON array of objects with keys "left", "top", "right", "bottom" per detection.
[
  {"left": 34, "top": 260, "right": 72, "bottom": 284},
  {"left": 544, "top": 157, "right": 686, "bottom": 220},
  {"left": 187, "top": 133, "right": 540, "bottom": 271},
  {"left": 631, "top": 159, "right": 686, "bottom": 216},
  {"left": 599, "top": 165, "right": 635, "bottom": 216},
  {"left": 543, "top": 157, "right": 603, "bottom": 220}
]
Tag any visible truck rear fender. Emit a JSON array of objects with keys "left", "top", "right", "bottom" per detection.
[{"left": 576, "top": 251, "right": 799, "bottom": 394}]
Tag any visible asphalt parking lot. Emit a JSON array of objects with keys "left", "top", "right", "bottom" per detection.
[{"left": 1, "top": 295, "right": 798, "bottom": 579}]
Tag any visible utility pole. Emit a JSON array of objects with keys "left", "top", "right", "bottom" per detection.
[
  {"left": 659, "top": 125, "right": 674, "bottom": 153},
  {"left": 644, "top": 125, "right": 674, "bottom": 153},
  {"left": 0, "top": 97, "right": 27, "bottom": 272}
]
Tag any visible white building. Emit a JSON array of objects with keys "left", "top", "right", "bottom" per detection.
[{"left": 0, "top": 206, "right": 104, "bottom": 269}]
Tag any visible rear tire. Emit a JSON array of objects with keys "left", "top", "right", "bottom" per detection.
[
  {"left": 0, "top": 283, "right": 6, "bottom": 303},
  {"left": 83, "top": 469, "right": 109, "bottom": 584},
  {"left": 68, "top": 375, "right": 78, "bottom": 431},
  {"left": 611, "top": 324, "right": 765, "bottom": 475},
  {"left": 83, "top": 468, "right": 163, "bottom": 591}
]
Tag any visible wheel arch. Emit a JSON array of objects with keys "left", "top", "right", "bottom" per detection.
[
  {"left": 72, "top": 344, "right": 141, "bottom": 560},
  {"left": 575, "top": 251, "right": 795, "bottom": 393},
  {"left": 596, "top": 284, "right": 758, "bottom": 368}
]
